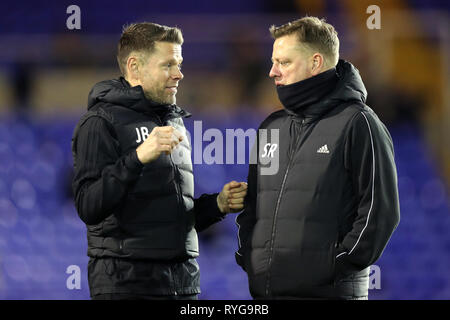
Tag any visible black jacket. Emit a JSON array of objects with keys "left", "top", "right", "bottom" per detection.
[
  {"left": 235, "top": 60, "right": 400, "bottom": 299},
  {"left": 72, "top": 77, "right": 225, "bottom": 296}
]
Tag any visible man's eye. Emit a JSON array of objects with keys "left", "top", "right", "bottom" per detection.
[
  {"left": 166, "top": 63, "right": 182, "bottom": 69},
  {"left": 280, "top": 61, "right": 289, "bottom": 66}
]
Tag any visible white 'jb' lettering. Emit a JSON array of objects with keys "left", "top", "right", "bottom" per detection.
[{"left": 135, "top": 127, "right": 150, "bottom": 143}]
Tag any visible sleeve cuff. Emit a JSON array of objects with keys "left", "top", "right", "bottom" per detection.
[
  {"left": 125, "top": 149, "right": 144, "bottom": 174},
  {"left": 335, "top": 251, "right": 367, "bottom": 281},
  {"left": 209, "top": 193, "right": 226, "bottom": 219}
]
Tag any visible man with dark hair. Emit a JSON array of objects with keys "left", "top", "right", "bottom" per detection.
[
  {"left": 235, "top": 17, "right": 400, "bottom": 300},
  {"left": 72, "top": 22, "right": 247, "bottom": 300}
]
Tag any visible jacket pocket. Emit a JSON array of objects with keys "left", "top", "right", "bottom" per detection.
[
  {"left": 334, "top": 243, "right": 350, "bottom": 284},
  {"left": 303, "top": 244, "right": 336, "bottom": 286},
  {"left": 270, "top": 243, "right": 336, "bottom": 289}
]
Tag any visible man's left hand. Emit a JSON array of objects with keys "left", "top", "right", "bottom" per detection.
[{"left": 217, "top": 181, "right": 248, "bottom": 214}]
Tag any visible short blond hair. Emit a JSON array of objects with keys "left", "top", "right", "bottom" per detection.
[
  {"left": 269, "top": 16, "right": 339, "bottom": 67},
  {"left": 117, "top": 22, "right": 184, "bottom": 76}
]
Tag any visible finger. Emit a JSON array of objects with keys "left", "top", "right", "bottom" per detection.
[
  {"left": 157, "top": 138, "right": 173, "bottom": 145},
  {"left": 157, "top": 131, "right": 177, "bottom": 139},
  {"left": 229, "top": 204, "right": 244, "bottom": 211},
  {"left": 172, "top": 129, "right": 184, "bottom": 141},
  {"left": 232, "top": 183, "right": 248, "bottom": 190},
  {"left": 227, "top": 197, "right": 245, "bottom": 203},
  {"left": 159, "top": 143, "right": 172, "bottom": 151},
  {"left": 152, "top": 126, "right": 172, "bottom": 136},
  {"left": 229, "top": 191, "right": 247, "bottom": 199},
  {"left": 229, "top": 184, "right": 248, "bottom": 193},
  {"left": 159, "top": 136, "right": 181, "bottom": 148},
  {"left": 230, "top": 180, "right": 239, "bottom": 187},
  {"left": 157, "top": 143, "right": 175, "bottom": 153},
  {"left": 170, "top": 140, "right": 180, "bottom": 150},
  {"left": 229, "top": 181, "right": 247, "bottom": 189},
  {"left": 171, "top": 134, "right": 182, "bottom": 144},
  {"left": 225, "top": 181, "right": 239, "bottom": 190},
  {"left": 158, "top": 126, "right": 175, "bottom": 132},
  {"left": 228, "top": 196, "right": 244, "bottom": 204}
]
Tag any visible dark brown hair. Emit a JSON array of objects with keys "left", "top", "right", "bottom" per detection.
[
  {"left": 117, "top": 22, "right": 184, "bottom": 76},
  {"left": 269, "top": 16, "right": 339, "bottom": 67}
]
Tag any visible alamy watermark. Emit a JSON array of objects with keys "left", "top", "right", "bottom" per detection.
[
  {"left": 66, "top": 5, "right": 81, "bottom": 30},
  {"left": 66, "top": 4, "right": 381, "bottom": 31},
  {"left": 366, "top": 5, "right": 381, "bottom": 30},
  {"left": 134, "top": 121, "right": 280, "bottom": 176},
  {"left": 176, "top": 121, "right": 280, "bottom": 176},
  {"left": 66, "top": 265, "right": 81, "bottom": 290}
]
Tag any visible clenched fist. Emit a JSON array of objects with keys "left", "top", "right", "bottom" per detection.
[
  {"left": 217, "top": 181, "right": 248, "bottom": 214},
  {"left": 136, "top": 126, "right": 183, "bottom": 164}
]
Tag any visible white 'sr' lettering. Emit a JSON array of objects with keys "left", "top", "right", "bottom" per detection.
[{"left": 261, "top": 143, "right": 277, "bottom": 158}]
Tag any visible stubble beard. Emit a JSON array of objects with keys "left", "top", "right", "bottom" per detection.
[{"left": 143, "top": 88, "right": 176, "bottom": 105}]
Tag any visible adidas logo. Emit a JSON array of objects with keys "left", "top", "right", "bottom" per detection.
[{"left": 317, "top": 144, "right": 330, "bottom": 154}]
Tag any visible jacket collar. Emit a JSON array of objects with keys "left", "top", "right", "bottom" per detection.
[
  {"left": 276, "top": 59, "right": 368, "bottom": 124},
  {"left": 118, "top": 77, "right": 191, "bottom": 119},
  {"left": 276, "top": 67, "right": 338, "bottom": 123},
  {"left": 87, "top": 77, "right": 191, "bottom": 119}
]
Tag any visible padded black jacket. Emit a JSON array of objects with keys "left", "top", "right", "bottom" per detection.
[
  {"left": 235, "top": 60, "right": 400, "bottom": 299},
  {"left": 72, "top": 77, "right": 225, "bottom": 296}
]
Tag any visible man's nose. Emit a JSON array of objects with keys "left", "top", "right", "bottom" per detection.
[
  {"left": 173, "top": 68, "right": 183, "bottom": 80},
  {"left": 269, "top": 64, "right": 280, "bottom": 78}
]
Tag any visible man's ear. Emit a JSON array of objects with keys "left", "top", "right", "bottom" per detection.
[
  {"left": 311, "top": 53, "right": 325, "bottom": 76},
  {"left": 126, "top": 55, "right": 140, "bottom": 81}
]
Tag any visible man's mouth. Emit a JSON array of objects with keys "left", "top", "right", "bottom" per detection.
[{"left": 166, "top": 86, "right": 178, "bottom": 93}]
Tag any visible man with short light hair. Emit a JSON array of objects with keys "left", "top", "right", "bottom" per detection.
[
  {"left": 269, "top": 16, "right": 339, "bottom": 68},
  {"left": 236, "top": 17, "right": 400, "bottom": 300},
  {"left": 116, "top": 23, "right": 184, "bottom": 104},
  {"left": 72, "top": 22, "right": 247, "bottom": 300}
]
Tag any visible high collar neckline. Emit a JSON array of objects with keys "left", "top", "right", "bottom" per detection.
[{"left": 276, "top": 67, "right": 339, "bottom": 121}]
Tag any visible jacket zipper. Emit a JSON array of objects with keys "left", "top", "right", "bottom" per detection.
[
  {"left": 169, "top": 264, "right": 178, "bottom": 296},
  {"left": 265, "top": 118, "right": 305, "bottom": 297},
  {"left": 163, "top": 115, "right": 184, "bottom": 212},
  {"left": 150, "top": 113, "right": 184, "bottom": 211},
  {"left": 156, "top": 114, "right": 183, "bottom": 295},
  {"left": 155, "top": 113, "right": 182, "bottom": 198}
]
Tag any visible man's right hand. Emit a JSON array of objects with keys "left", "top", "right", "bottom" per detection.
[{"left": 136, "top": 126, "right": 183, "bottom": 164}]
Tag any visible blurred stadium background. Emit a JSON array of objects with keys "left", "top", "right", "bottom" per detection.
[{"left": 0, "top": 0, "right": 449, "bottom": 300}]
